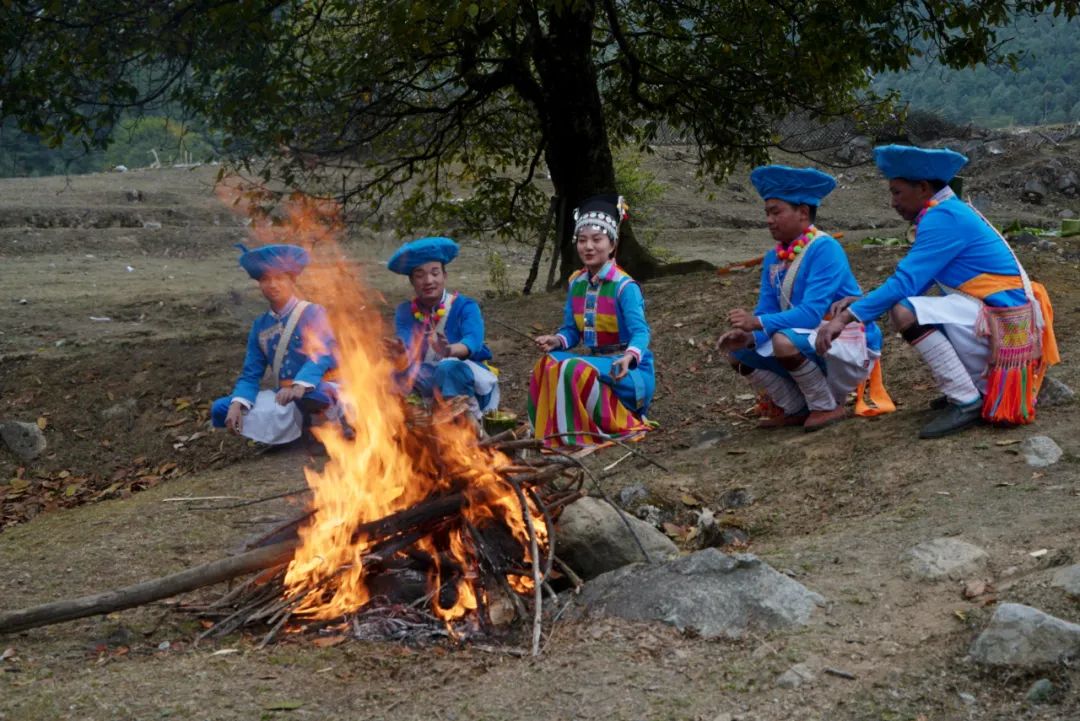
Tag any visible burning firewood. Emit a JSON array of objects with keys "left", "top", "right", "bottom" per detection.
[{"left": 0, "top": 430, "right": 589, "bottom": 656}]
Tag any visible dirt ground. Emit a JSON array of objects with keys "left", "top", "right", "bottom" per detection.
[{"left": 1, "top": 138, "right": 1079, "bottom": 721}]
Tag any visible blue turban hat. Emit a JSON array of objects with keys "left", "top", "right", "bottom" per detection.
[
  {"left": 387, "top": 236, "right": 459, "bottom": 275},
  {"left": 749, "top": 165, "right": 837, "bottom": 207},
  {"left": 874, "top": 145, "right": 968, "bottom": 182},
  {"left": 235, "top": 243, "right": 310, "bottom": 280}
]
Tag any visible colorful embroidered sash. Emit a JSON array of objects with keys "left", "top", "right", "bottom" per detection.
[
  {"left": 569, "top": 263, "right": 633, "bottom": 348},
  {"left": 921, "top": 192, "right": 1059, "bottom": 424}
]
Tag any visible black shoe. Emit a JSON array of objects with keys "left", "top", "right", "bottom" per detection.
[
  {"left": 928, "top": 395, "right": 949, "bottom": 410},
  {"left": 919, "top": 401, "right": 983, "bottom": 439}
]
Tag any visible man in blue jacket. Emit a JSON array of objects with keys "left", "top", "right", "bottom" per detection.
[
  {"left": 211, "top": 244, "right": 339, "bottom": 445},
  {"left": 818, "top": 145, "right": 1057, "bottom": 438},
  {"left": 387, "top": 236, "right": 498, "bottom": 420},
  {"left": 718, "top": 165, "right": 884, "bottom": 432}
]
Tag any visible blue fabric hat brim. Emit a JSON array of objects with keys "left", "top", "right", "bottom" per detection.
[
  {"left": 236, "top": 243, "right": 310, "bottom": 280},
  {"left": 874, "top": 145, "right": 968, "bottom": 182},
  {"left": 749, "top": 165, "right": 837, "bottom": 207},
  {"left": 387, "top": 236, "right": 459, "bottom": 275}
]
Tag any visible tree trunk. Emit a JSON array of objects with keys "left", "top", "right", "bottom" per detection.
[{"left": 531, "top": 2, "right": 662, "bottom": 286}]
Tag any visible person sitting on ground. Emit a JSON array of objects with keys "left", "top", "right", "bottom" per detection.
[
  {"left": 529, "top": 194, "right": 655, "bottom": 447},
  {"left": 211, "top": 243, "right": 340, "bottom": 446},
  {"left": 717, "top": 165, "right": 890, "bottom": 432},
  {"left": 817, "top": 145, "right": 1058, "bottom": 438},
  {"left": 387, "top": 236, "right": 499, "bottom": 421}
]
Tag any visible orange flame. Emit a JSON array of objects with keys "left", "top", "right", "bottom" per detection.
[{"left": 217, "top": 179, "right": 546, "bottom": 624}]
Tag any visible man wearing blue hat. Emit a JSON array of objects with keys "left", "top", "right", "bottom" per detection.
[
  {"left": 211, "top": 244, "right": 340, "bottom": 445},
  {"left": 818, "top": 145, "right": 1058, "bottom": 438},
  {"left": 717, "top": 165, "right": 887, "bottom": 432},
  {"left": 387, "top": 236, "right": 499, "bottom": 421}
]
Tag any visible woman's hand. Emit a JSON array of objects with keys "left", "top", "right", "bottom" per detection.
[
  {"left": 610, "top": 353, "right": 634, "bottom": 380},
  {"left": 534, "top": 334, "right": 563, "bottom": 353}
]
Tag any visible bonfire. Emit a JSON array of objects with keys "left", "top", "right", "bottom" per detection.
[{"left": 0, "top": 188, "right": 624, "bottom": 656}]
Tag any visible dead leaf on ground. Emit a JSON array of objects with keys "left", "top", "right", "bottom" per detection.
[
  {"left": 995, "top": 439, "right": 1021, "bottom": 446},
  {"left": 679, "top": 492, "right": 701, "bottom": 507},
  {"left": 662, "top": 522, "right": 685, "bottom": 539},
  {"left": 36, "top": 416, "right": 47, "bottom": 430}
]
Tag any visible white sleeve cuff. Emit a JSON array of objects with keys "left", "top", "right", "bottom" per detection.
[
  {"left": 555, "top": 333, "right": 570, "bottom": 349},
  {"left": 626, "top": 346, "right": 642, "bottom": 364},
  {"left": 292, "top": 380, "right": 314, "bottom": 390},
  {"left": 232, "top": 397, "right": 253, "bottom": 410}
]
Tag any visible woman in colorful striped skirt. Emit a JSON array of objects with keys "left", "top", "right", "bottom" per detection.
[{"left": 529, "top": 194, "right": 655, "bottom": 447}]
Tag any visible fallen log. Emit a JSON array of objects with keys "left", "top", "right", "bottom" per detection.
[{"left": 0, "top": 540, "right": 297, "bottom": 635}]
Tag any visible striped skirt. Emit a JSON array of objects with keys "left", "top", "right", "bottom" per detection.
[{"left": 527, "top": 355, "right": 650, "bottom": 448}]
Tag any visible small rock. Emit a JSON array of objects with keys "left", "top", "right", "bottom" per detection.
[
  {"left": 904, "top": 538, "right": 988, "bottom": 581},
  {"left": 1037, "top": 238, "right": 1059, "bottom": 252},
  {"left": 636, "top": 504, "right": 664, "bottom": 527},
  {"left": 142, "top": 221, "right": 162, "bottom": 230},
  {"left": 1010, "top": 232, "right": 1039, "bottom": 246},
  {"left": 100, "top": 399, "right": 139, "bottom": 431},
  {"left": 1038, "top": 376, "right": 1075, "bottom": 407},
  {"left": 1060, "top": 209, "right": 1077, "bottom": 219},
  {"left": 1055, "top": 171, "right": 1078, "bottom": 194},
  {"left": 0, "top": 421, "right": 48, "bottom": 462},
  {"left": 1022, "top": 179, "right": 1047, "bottom": 204},
  {"left": 1020, "top": 435, "right": 1063, "bottom": 468},
  {"left": 720, "top": 487, "right": 754, "bottom": 509},
  {"left": 617, "top": 483, "right": 648, "bottom": 508},
  {"left": 1025, "top": 678, "right": 1055, "bottom": 704},
  {"left": 558, "top": 497, "right": 678, "bottom": 579},
  {"left": 696, "top": 508, "right": 750, "bottom": 548},
  {"left": 776, "top": 663, "right": 815, "bottom": 689},
  {"left": 969, "top": 603, "right": 1080, "bottom": 668},
  {"left": 124, "top": 189, "right": 144, "bottom": 202},
  {"left": 692, "top": 427, "right": 730, "bottom": 450},
  {"left": 958, "top": 692, "right": 977, "bottom": 706},
  {"left": 1051, "top": 565, "right": 1080, "bottom": 598}
]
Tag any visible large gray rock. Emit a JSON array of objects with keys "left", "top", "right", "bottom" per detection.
[
  {"left": 1038, "top": 376, "right": 1075, "bottom": 407},
  {"left": 558, "top": 497, "right": 678, "bottom": 579},
  {"left": 904, "top": 538, "right": 988, "bottom": 581},
  {"left": 1021, "top": 435, "right": 1063, "bottom": 468},
  {"left": 969, "top": 603, "right": 1080, "bottom": 668},
  {"left": 0, "top": 421, "right": 47, "bottom": 461},
  {"left": 575, "top": 549, "right": 825, "bottom": 639},
  {"left": 1051, "top": 565, "right": 1080, "bottom": 599}
]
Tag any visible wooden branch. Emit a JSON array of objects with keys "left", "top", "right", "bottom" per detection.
[{"left": 0, "top": 541, "right": 297, "bottom": 635}]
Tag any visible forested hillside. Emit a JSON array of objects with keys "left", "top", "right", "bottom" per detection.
[
  {"left": 873, "top": 12, "right": 1080, "bottom": 127},
  {"left": 0, "top": 116, "right": 216, "bottom": 177}
]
